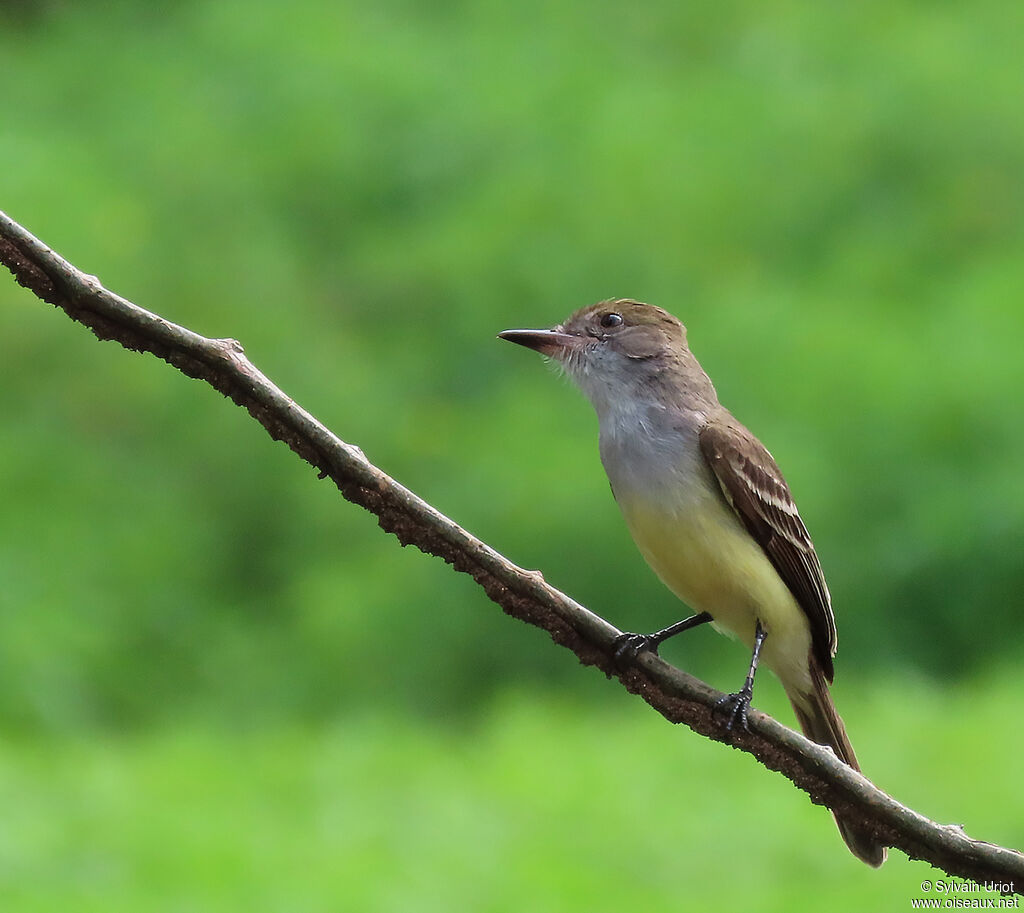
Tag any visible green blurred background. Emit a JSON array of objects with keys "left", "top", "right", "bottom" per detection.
[{"left": 2, "top": 1, "right": 1022, "bottom": 909}]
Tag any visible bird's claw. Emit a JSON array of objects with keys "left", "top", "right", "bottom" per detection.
[
  {"left": 714, "top": 687, "right": 754, "bottom": 733},
  {"left": 612, "top": 632, "right": 661, "bottom": 664}
]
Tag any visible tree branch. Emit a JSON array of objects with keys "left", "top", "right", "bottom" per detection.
[{"left": 1, "top": 210, "right": 1021, "bottom": 891}]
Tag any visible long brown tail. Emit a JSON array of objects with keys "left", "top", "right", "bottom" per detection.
[{"left": 788, "top": 657, "right": 887, "bottom": 867}]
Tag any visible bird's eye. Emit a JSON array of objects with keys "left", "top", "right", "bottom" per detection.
[{"left": 600, "top": 312, "right": 623, "bottom": 329}]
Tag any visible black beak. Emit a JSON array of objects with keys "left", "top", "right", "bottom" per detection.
[{"left": 497, "top": 328, "right": 584, "bottom": 358}]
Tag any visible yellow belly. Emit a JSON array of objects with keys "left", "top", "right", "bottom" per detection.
[{"left": 620, "top": 494, "right": 813, "bottom": 697}]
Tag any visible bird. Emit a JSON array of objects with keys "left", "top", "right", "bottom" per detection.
[{"left": 499, "top": 298, "right": 886, "bottom": 867}]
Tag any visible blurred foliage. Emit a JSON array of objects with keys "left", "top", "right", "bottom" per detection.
[
  {"left": 1, "top": 0, "right": 1023, "bottom": 735},
  {"left": 0, "top": 679, "right": 1021, "bottom": 911},
  {"left": 2, "top": 2, "right": 1024, "bottom": 907}
]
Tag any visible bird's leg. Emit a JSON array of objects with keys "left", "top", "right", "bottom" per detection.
[
  {"left": 613, "top": 611, "right": 713, "bottom": 663},
  {"left": 714, "top": 620, "right": 767, "bottom": 732}
]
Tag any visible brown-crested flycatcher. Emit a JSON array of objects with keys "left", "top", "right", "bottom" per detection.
[{"left": 499, "top": 299, "right": 885, "bottom": 867}]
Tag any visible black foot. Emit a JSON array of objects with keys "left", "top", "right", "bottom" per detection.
[
  {"left": 612, "top": 632, "right": 662, "bottom": 664},
  {"left": 714, "top": 687, "right": 754, "bottom": 732}
]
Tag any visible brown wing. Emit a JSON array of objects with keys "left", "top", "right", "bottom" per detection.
[{"left": 699, "top": 418, "right": 837, "bottom": 681}]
